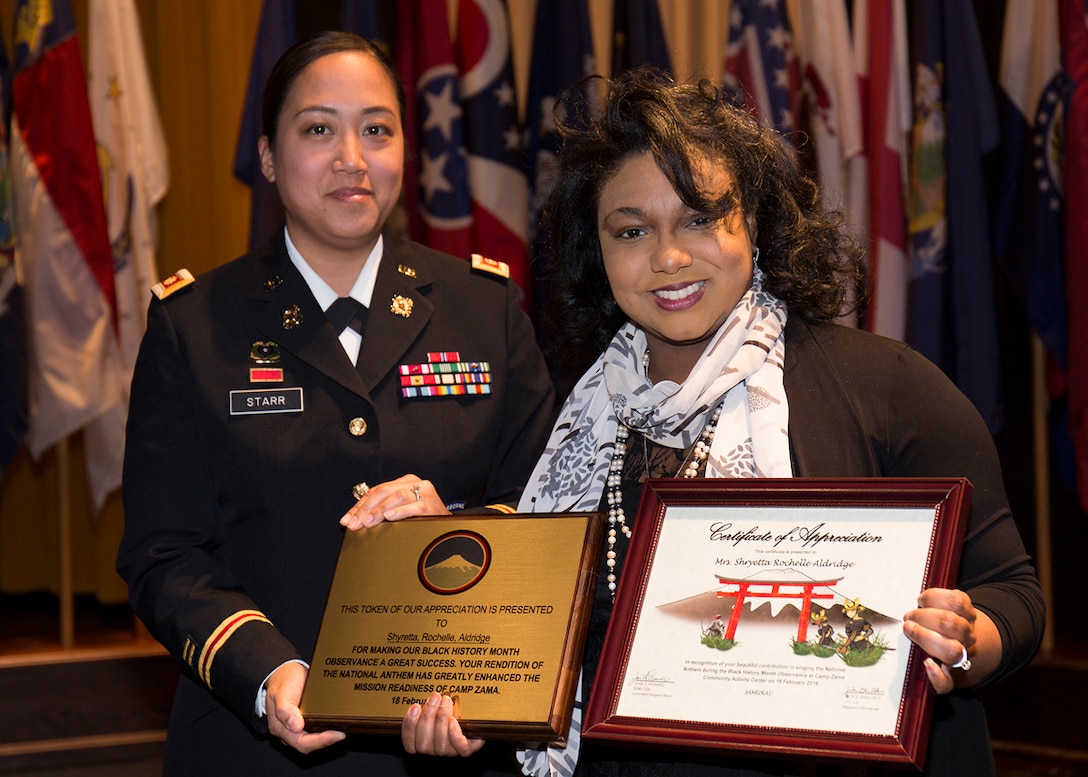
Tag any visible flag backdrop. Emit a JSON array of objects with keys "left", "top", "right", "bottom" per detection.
[
  {"left": 1060, "top": 0, "right": 1088, "bottom": 512},
  {"left": 792, "top": 0, "right": 862, "bottom": 212},
  {"left": 233, "top": 0, "right": 296, "bottom": 252},
  {"left": 723, "top": 0, "right": 799, "bottom": 140},
  {"left": 396, "top": 0, "right": 473, "bottom": 259},
  {"left": 525, "top": 0, "right": 596, "bottom": 317},
  {"left": 612, "top": 0, "right": 671, "bottom": 74},
  {"left": 11, "top": 0, "right": 123, "bottom": 461},
  {"left": 83, "top": 0, "right": 169, "bottom": 511},
  {"left": 993, "top": 1, "right": 1066, "bottom": 370},
  {"left": 906, "top": 0, "right": 1003, "bottom": 433},
  {"left": 0, "top": 22, "right": 24, "bottom": 483},
  {"left": 854, "top": 0, "right": 911, "bottom": 342},
  {"left": 456, "top": 0, "right": 531, "bottom": 297}
]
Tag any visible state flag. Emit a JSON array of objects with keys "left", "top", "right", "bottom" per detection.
[
  {"left": 722, "top": 0, "right": 799, "bottom": 139},
  {"left": 456, "top": 0, "right": 530, "bottom": 297},
  {"left": 853, "top": 0, "right": 911, "bottom": 342},
  {"left": 11, "top": 0, "right": 124, "bottom": 461},
  {"left": 396, "top": 0, "right": 473, "bottom": 259},
  {"left": 83, "top": 0, "right": 170, "bottom": 511}
]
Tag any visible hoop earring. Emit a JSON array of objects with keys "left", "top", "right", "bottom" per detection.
[{"left": 752, "top": 247, "right": 760, "bottom": 266}]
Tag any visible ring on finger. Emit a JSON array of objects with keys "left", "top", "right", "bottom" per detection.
[
  {"left": 950, "top": 645, "right": 971, "bottom": 671},
  {"left": 411, "top": 483, "right": 423, "bottom": 502}
]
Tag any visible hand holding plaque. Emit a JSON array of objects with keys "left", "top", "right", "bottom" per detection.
[{"left": 301, "top": 513, "right": 603, "bottom": 740}]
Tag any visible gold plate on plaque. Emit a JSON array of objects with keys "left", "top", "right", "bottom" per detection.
[{"left": 301, "top": 512, "right": 604, "bottom": 740}]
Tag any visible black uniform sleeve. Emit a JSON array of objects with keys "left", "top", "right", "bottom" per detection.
[{"left": 117, "top": 297, "right": 301, "bottom": 731}]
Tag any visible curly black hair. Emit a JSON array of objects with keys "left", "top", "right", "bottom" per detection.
[{"left": 539, "top": 67, "right": 866, "bottom": 367}]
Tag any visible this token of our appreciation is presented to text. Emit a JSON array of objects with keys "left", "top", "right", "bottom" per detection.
[{"left": 301, "top": 513, "right": 604, "bottom": 740}]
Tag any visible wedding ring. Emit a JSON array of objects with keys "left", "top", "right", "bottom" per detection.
[
  {"left": 411, "top": 484, "right": 423, "bottom": 502},
  {"left": 951, "top": 645, "right": 971, "bottom": 671}
]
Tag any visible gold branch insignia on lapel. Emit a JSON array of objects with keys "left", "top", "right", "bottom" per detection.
[
  {"left": 282, "top": 305, "right": 303, "bottom": 329},
  {"left": 390, "top": 295, "right": 413, "bottom": 318}
]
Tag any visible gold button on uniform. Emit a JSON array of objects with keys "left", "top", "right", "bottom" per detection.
[{"left": 348, "top": 418, "right": 368, "bottom": 436}]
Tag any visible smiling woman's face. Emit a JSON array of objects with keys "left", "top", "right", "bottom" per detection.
[
  {"left": 258, "top": 50, "right": 404, "bottom": 261},
  {"left": 597, "top": 151, "right": 754, "bottom": 374}
]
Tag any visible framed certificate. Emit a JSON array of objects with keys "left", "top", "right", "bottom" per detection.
[
  {"left": 301, "top": 512, "right": 603, "bottom": 740},
  {"left": 582, "top": 478, "right": 972, "bottom": 769}
]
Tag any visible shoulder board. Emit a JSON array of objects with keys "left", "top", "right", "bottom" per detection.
[
  {"left": 470, "top": 253, "right": 510, "bottom": 280},
  {"left": 151, "top": 269, "right": 195, "bottom": 300}
]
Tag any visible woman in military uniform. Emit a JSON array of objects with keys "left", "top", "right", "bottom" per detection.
[{"left": 117, "top": 32, "right": 552, "bottom": 776}]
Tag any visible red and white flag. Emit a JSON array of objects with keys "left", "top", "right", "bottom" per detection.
[
  {"left": 83, "top": 0, "right": 169, "bottom": 511},
  {"left": 851, "top": 0, "right": 911, "bottom": 342},
  {"left": 791, "top": 0, "right": 863, "bottom": 325},
  {"left": 396, "top": 0, "right": 473, "bottom": 260},
  {"left": 792, "top": 0, "right": 862, "bottom": 212},
  {"left": 11, "top": 0, "right": 123, "bottom": 462},
  {"left": 456, "top": 0, "right": 530, "bottom": 299}
]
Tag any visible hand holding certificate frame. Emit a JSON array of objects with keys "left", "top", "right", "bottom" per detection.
[
  {"left": 301, "top": 512, "right": 603, "bottom": 740},
  {"left": 583, "top": 478, "right": 971, "bottom": 769}
]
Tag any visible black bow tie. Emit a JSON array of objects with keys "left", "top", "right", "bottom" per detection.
[{"left": 325, "top": 297, "right": 367, "bottom": 335}]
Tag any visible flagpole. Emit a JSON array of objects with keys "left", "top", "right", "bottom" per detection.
[
  {"left": 57, "top": 436, "right": 74, "bottom": 648},
  {"left": 1031, "top": 334, "right": 1054, "bottom": 654}
]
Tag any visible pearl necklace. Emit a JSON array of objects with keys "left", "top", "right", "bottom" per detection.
[{"left": 605, "top": 402, "right": 723, "bottom": 598}]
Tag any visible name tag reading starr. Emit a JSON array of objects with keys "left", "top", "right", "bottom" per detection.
[{"left": 229, "top": 387, "right": 304, "bottom": 415}]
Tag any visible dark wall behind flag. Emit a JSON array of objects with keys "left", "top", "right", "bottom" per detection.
[{"left": 611, "top": 0, "right": 671, "bottom": 74}]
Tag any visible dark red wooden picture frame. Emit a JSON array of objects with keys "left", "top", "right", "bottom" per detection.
[{"left": 582, "top": 478, "right": 972, "bottom": 769}]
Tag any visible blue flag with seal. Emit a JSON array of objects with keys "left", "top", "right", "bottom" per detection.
[{"left": 906, "top": 0, "right": 1003, "bottom": 433}]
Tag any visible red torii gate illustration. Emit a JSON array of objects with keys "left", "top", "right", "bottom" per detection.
[{"left": 715, "top": 572, "right": 843, "bottom": 642}]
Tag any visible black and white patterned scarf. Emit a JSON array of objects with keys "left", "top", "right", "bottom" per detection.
[
  {"left": 515, "top": 269, "right": 793, "bottom": 777},
  {"left": 519, "top": 268, "right": 792, "bottom": 516}
]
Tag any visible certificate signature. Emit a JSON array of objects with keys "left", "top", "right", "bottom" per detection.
[{"left": 632, "top": 669, "right": 675, "bottom": 686}]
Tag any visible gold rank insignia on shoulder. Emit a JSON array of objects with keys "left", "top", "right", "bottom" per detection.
[
  {"left": 471, "top": 253, "right": 509, "bottom": 279},
  {"left": 151, "top": 269, "right": 195, "bottom": 299},
  {"left": 397, "top": 264, "right": 417, "bottom": 278}
]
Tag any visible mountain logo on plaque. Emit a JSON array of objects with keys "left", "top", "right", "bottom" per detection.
[{"left": 417, "top": 530, "right": 492, "bottom": 594}]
